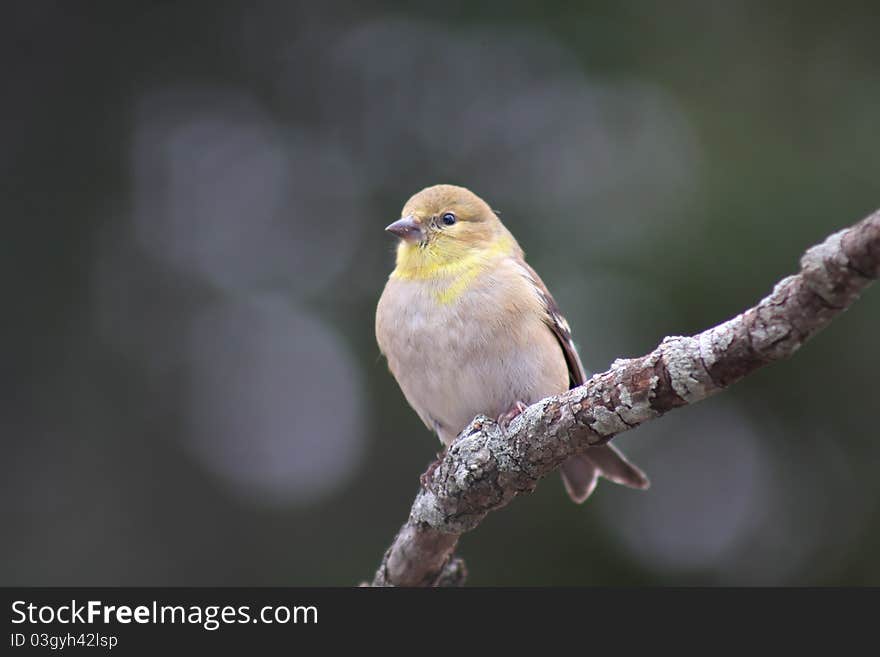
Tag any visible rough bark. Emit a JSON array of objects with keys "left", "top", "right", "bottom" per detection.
[{"left": 370, "top": 209, "right": 880, "bottom": 587}]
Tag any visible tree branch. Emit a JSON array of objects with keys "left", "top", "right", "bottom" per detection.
[{"left": 370, "top": 209, "right": 880, "bottom": 587}]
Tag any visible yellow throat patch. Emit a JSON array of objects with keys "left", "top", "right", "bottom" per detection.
[{"left": 391, "top": 234, "right": 514, "bottom": 305}]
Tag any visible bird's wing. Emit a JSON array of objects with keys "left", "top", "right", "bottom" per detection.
[
  {"left": 516, "top": 258, "right": 650, "bottom": 498},
  {"left": 516, "top": 260, "right": 587, "bottom": 389}
]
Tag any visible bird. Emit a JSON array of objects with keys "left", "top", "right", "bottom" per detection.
[{"left": 375, "top": 184, "right": 648, "bottom": 503}]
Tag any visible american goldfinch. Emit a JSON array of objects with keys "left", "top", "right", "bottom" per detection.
[{"left": 376, "top": 184, "right": 648, "bottom": 503}]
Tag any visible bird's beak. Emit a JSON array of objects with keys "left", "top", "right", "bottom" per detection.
[{"left": 385, "top": 216, "right": 423, "bottom": 243}]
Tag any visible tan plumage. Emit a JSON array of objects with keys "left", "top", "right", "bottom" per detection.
[{"left": 376, "top": 184, "right": 648, "bottom": 503}]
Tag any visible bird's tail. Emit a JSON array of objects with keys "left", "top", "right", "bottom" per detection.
[{"left": 560, "top": 444, "right": 649, "bottom": 504}]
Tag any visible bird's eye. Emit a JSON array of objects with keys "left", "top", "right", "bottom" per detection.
[{"left": 441, "top": 212, "right": 456, "bottom": 226}]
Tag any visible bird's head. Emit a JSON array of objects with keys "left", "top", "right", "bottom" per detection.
[{"left": 386, "top": 184, "right": 517, "bottom": 278}]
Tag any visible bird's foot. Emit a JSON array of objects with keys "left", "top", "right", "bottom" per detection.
[
  {"left": 497, "top": 400, "right": 529, "bottom": 431},
  {"left": 420, "top": 446, "right": 448, "bottom": 488}
]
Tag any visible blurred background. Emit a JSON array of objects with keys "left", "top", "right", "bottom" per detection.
[{"left": 3, "top": 1, "right": 879, "bottom": 586}]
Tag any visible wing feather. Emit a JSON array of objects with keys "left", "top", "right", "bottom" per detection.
[{"left": 516, "top": 260, "right": 587, "bottom": 389}]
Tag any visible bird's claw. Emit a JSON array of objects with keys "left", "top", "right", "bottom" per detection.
[
  {"left": 497, "top": 400, "right": 528, "bottom": 431},
  {"left": 420, "top": 446, "right": 448, "bottom": 488}
]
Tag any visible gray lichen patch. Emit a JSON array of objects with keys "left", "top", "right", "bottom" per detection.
[
  {"left": 587, "top": 405, "right": 631, "bottom": 436},
  {"left": 750, "top": 305, "right": 795, "bottom": 356},
  {"left": 800, "top": 229, "right": 849, "bottom": 303},
  {"left": 660, "top": 336, "right": 714, "bottom": 402},
  {"left": 411, "top": 490, "right": 446, "bottom": 528},
  {"left": 615, "top": 380, "right": 658, "bottom": 426}
]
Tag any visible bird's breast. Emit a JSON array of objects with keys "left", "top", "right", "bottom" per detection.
[{"left": 376, "top": 258, "right": 569, "bottom": 444}]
